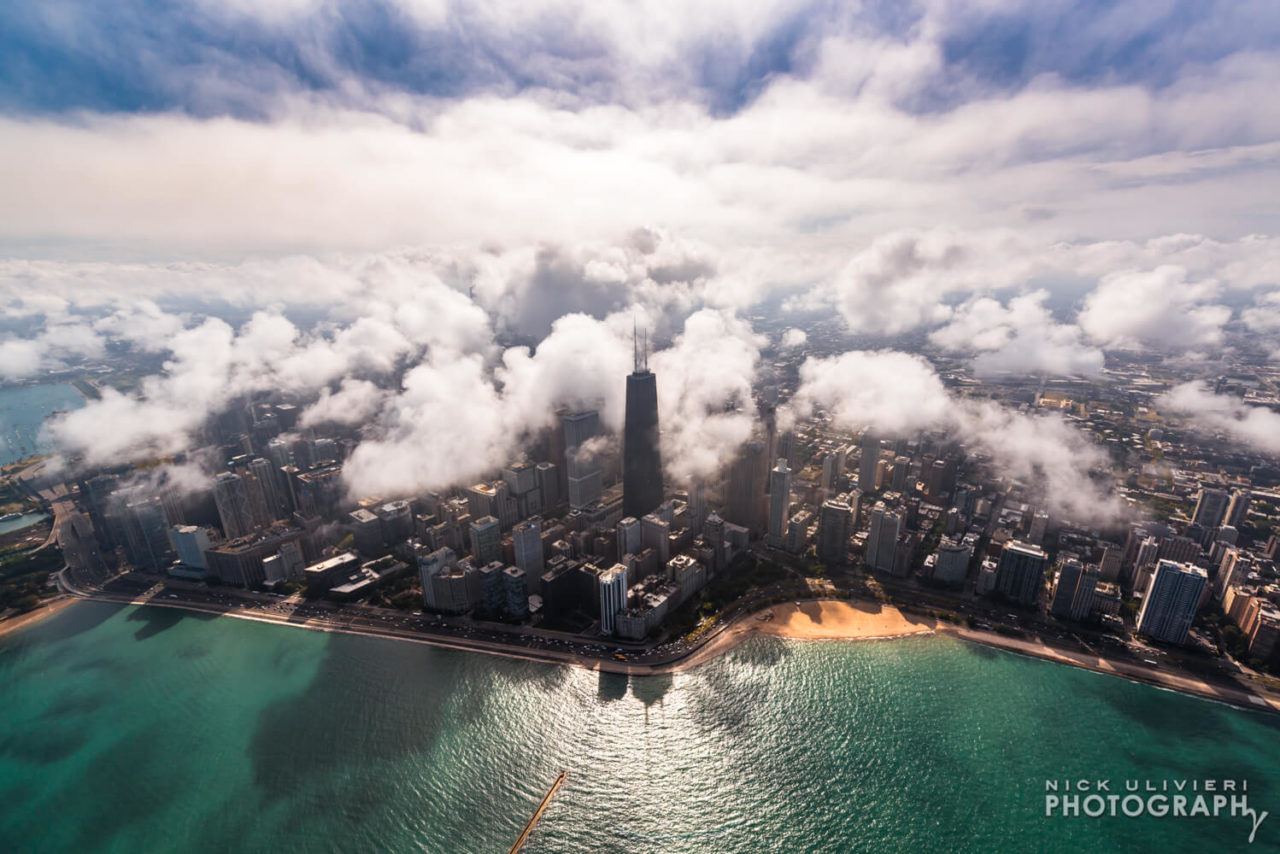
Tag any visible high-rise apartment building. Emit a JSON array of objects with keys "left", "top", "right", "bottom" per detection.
[
  {"left": 767, "top": 459, "right": 792, "bottom": 547},
  {"left": 1191, "top": 487, "right": 1230, "bottom": 529},
  {"left": 1136, "top": 560, "right": 1207, "bottom": 645},
  {"left": 513, "top": 519, "right": 544, "bottom": 579},
  {"left": 599, "top": 564, "right": 628, "bottom": 636},
  {"left": 816, "top": 498, "right": 852, "bottom": 564},
  {"left": 469, "top": 516, "right": 501, "bottom": 565},
  {"left": 865, "top": 502, "right": 901, "bottom": 574},
  {"left": 725, "top": 440, "right": 767, "bottom": 533},
  {"left": 993, "top": 540, "right": 1050, "bottom": 606},
  {"left": 1050, "top": 558, "right": 1098, "bottom": 621}
]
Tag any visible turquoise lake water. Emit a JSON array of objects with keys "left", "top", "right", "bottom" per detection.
[
  {"left": 1, "top": 601, "right": 1277, "bottom": 853},
  {"left": 0, "top": 382, "right": 85, "bottom": 467}
]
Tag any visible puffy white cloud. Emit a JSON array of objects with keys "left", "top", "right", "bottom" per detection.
[
  {"left": 0, "top": 339, "right": 43, "bottom": 379},
  {"left": 1243, "top": 289, "right": 1280, "bottom": 360},
  {"left": 299, "top": 378, "right": 390, "bottom": 428},
  {"left": 787, "top": 350, "right": 953, "bottom": 437},
  {"left": 1243, "top": 289, "right": 1280, "bottom": 334},
  {"left": 0, "top": 321, "right": 105, "bottom": 379},
  {"left": 1160, "top": 382, "right": 1280, "bottom": 455},
  {"left": 831, "top": 231, "right": 1003, "bottom": 336},
  {"left": 651, "top": 309, "right": 763, "bottom": 484},
  {"left": 930, "top": 291, "right": 1103, "bottom": 377},
  {"left": 497, "top": 311, "right": 632, "bottom": 436},
  {"left": 1078, "top": 266, "right": 1231, "bottom": 350},
  {"left": 342, "top": 353, "right": 514, "bottom": 497},
  {"left": 342, "top": 306, "right": 765, "bottom": 498},
  {"left": 3, "top": 41, "right": 1280, "bottom": 261},
  {"left": 780, "top": 327, "right": 807, "bottom": 348},
  {"left": 93, "top": 300, "right": 186, "bottom": 350},
  {"left": 9, "top": 2, "right": 1280, "bottom": 506},
  {"left": 786, "top": 349, "right": 1127, "bottom": 522},
  {"left": 47, "top": 308, "right": 434, "bottom": 466}
]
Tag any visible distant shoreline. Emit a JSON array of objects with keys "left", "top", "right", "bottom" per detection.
[
  {"left": 0, "top": 596, "right": 79, "bottom": 640},
  {"left": 21, "top": 588, "right": 1280, "bottom": 716}
]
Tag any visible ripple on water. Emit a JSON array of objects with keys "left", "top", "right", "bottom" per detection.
[{"left": 0, "top": 609, "right": 1278, "bottom": 853}]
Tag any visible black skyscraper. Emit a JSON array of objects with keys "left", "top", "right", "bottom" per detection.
[{"left": 623, "top": 328, "right": 663, "bottom": 519}]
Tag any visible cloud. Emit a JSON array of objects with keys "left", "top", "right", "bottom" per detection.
[
  {"left": 786, "top": 349, "right": 1127, "bottom": 522},
  {"left": 0, "top": 320, "right": 105, "bottom": 379},
  {"left": 0, "top": 338, "right": 42, "bottom": 379},
  {"left": 780, "top": 327, "right": 807, "bottom": 348},
  {"left": 1160, "top": 382, "right": 1280, "bottom": 456},
  {"left": 298, "top": 378, "right": 389, "bottom": 428},
  {"left": 341, "top": 352, "right": 513, "bottom": 497},
  {"left": 1078, "top": 266, "right": 1232, "bottom": 350},
  {"left": 1243, "top": 289, "right": 1280, "bottom": 360},
  {"left": 929, "top": 291, "right": 1103, "bottom": 377},
  {"left": 788, "top": 350, "right": 952, "bottom": 436},
  {"left": 342, "top": 306, "right": 765, "bottom": 497},
  {"left": 1243, "top": 289, "right": 1280, "bottom": 334},
  {"left": 46, "top": 305, "right": 455, "bottom": 466},
  {"left": 4, "top": 42, "right": 1280, "bottom": 260},
  {"left": 6, "top": 0, "right": 1280, "bottom": 513},
  {"left": 830, "top": 230, "right": 1025, "bottom": 337},
  {"left": 651, "top": 309, "right": 763, "bottom": 484}
]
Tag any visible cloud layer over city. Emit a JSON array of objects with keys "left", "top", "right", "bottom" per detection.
[{"left": 3, "top": 0, "right": 1280, "bottom": 521}]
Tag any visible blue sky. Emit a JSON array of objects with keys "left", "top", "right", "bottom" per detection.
[{"left": 4, "top": 1, "right": 1276, "bottom": 117}]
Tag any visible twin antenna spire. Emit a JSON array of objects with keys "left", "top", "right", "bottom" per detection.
[{"left": 633, "top": 317, "right": 648, "bottom": 372}]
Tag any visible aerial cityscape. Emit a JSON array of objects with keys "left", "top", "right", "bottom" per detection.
[{"left": 2, "top": 1, "right": 1280, "bottom": 852}]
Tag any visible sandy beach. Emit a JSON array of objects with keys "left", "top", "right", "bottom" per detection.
[
  {"left": 0, "top": 596, "right": 78, "bottom": 640},
  {"left": 667, "top": 597, "right": 936, "bottom": 673},
  {"left": 50, "top": 584, "right": 1280, "bottom": 715},
  {"left": 756, "top": 599, "right": 936, "bottom": 641}
]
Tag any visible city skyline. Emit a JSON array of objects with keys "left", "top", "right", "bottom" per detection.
[{"left": 3, "top": 3, "right": 1280, "bottom": 851}]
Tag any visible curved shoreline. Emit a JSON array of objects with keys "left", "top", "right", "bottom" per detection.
[
  {"left": 0, "top": 595, "right": 79, "bottom": 640},
  {"left": 19, "top": 589, "right": 1280, "bottom": 716}
]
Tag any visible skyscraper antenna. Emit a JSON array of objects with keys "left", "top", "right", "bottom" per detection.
[
  {"left": 643, "top": 327, "right": 648, "bottom": 371},
  {"left": 633, "top": 316, "right": 640, "bottom": 373}
]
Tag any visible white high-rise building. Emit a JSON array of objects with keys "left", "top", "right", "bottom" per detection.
[
  {"left": 169, "top": 525, "right": 211, "bottom": 570},
  {"left": 469, "top": 516, "right": 501, "bottom": 565},
  {"left": 417, "top": 546, "right": 457, "bottom": 610},
  {"left": 865, "top": 502, "right": 901, "bottom": 573},
  {"left": 513, "top": 519, "right": 544, "bottom": 578},
  {"left": 932, "top": 535, "right": 973, "bottom": 585},
  {"left": 599, "top": 564, "right": 628, "bottom": 636},
  {"left": 641, "top": 513, "right": 671, "bottom": 565},
  {"left": 1136, "top": 560, "right": 1207, "bottom": 645},
  {"left": 616, "top": 516, "right": 641, "bottom": 557},
  {"left": 767, "top": 459, "right": 792, "bottom": 547},
  {"left": 821, "top": 446, "right": 847, "bottom": 492}
]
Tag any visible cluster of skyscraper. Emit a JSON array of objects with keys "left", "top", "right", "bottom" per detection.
[{"left": 52, "top": 339, "right": 1280, "bottom": 674}]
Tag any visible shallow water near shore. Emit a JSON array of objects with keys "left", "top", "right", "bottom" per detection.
[{"left": 2, "top": 600, "right": 1278, "bottom": 853}]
